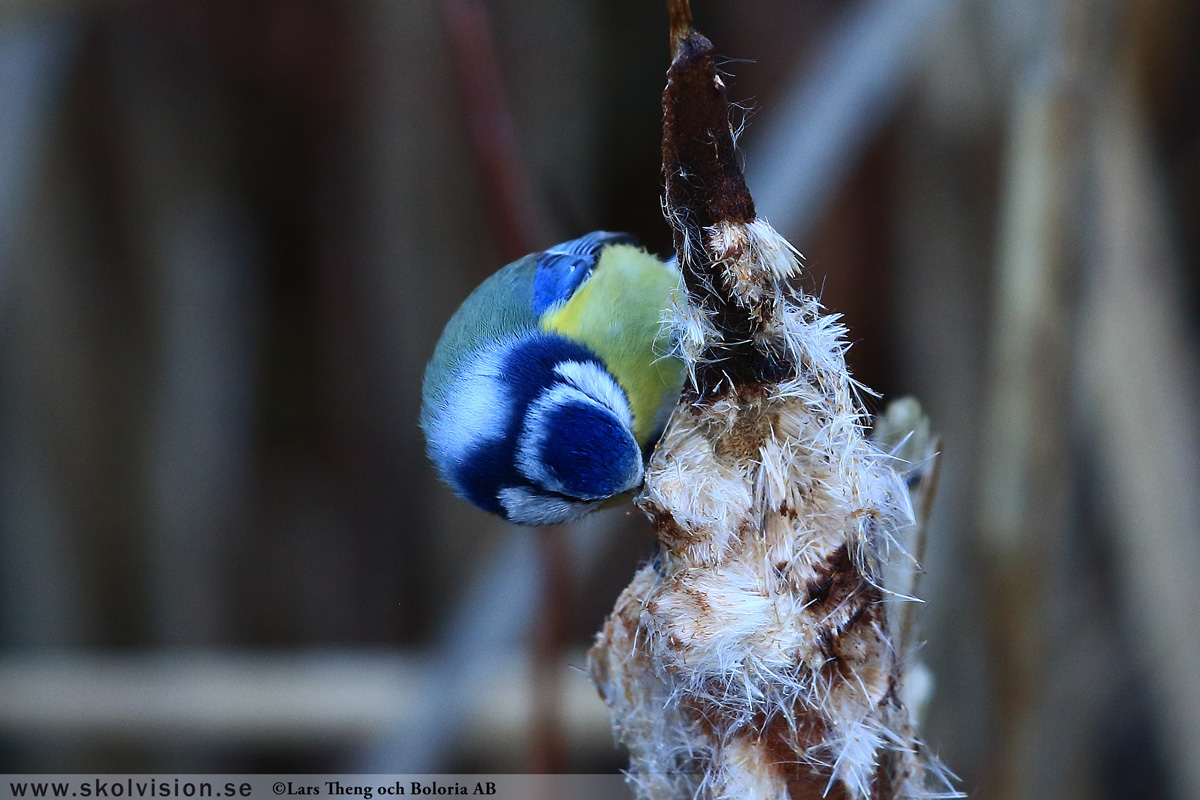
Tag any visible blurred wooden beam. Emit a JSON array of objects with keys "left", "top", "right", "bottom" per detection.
[
  {"left": 0, "top": 17, "right": 78, "bottom": 311},
  {"left": 0, "top": 16, "right": 84, "bottom": 648},
  {"left": 102, "top": 16, "right": 259, "bottom": 646},
  {"left": 0, "top": 649, "right": 611, "bottom": 760}
]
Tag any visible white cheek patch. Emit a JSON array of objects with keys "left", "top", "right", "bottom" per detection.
[
  {"left": 552, "top": 360, "right": 634, "bottom": 429},
  {"left": 498, "top": 486, "right": 599, "bottom": 525},
  {"left": 426, "top": 345, "right": 512, "bottom": 471}
]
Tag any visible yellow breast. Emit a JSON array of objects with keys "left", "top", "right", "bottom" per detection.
[{"left": 540, "top": 244, "right": 682, "bottom": 445}]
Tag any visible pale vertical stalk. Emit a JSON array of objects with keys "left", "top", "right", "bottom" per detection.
[
  {"left": 975, "top": 78, "right": 1075, "bottom": 800},
  {"left": 1080, "top": 63, "right": 1200, "bottom": 800},
  {"left": 974, "top": 0, "right": 1100, "bottom": 795},
  {"left": 589, "top": 4, "right": 955, "bottom": 798}
]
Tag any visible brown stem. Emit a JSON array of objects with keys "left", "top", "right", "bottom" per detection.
[
  {"left": 666, "top": 0, "right": 694, "bottom": 56},
  {"left": 587, "top": 6, "right": 948, "bottom": 799},
  {"left": 439, "top": 1, "right": 566, "bottom": 773},
  {"left": 438, "top": 0, "right": 541, "bottom": 261},
  {"left": 529, "top": 525, "right": 570, "bottom": 773},
  {"left": 662, "top": 18, "right": 792, "bottom": 401}
]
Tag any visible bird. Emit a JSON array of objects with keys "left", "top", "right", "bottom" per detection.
[{"left": 421, "top": 231, "right": 684, "bottom": 525}]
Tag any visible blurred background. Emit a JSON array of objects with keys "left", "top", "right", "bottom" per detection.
[{"left": 1, "top": 0, "right": 1198, "bottom": 797}]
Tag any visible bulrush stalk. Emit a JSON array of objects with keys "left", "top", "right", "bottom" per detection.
[{"left": 588, "top": 4, "right": 958, "bottom": 798}]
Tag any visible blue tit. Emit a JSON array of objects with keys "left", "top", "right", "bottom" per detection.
[{"left": 421, "top": 231, "right": 684, "bottom": 525}]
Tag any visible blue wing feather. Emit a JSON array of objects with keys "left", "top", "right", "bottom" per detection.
[{"left": 531, "top": 231, "right": 637, "bottom": 314}]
